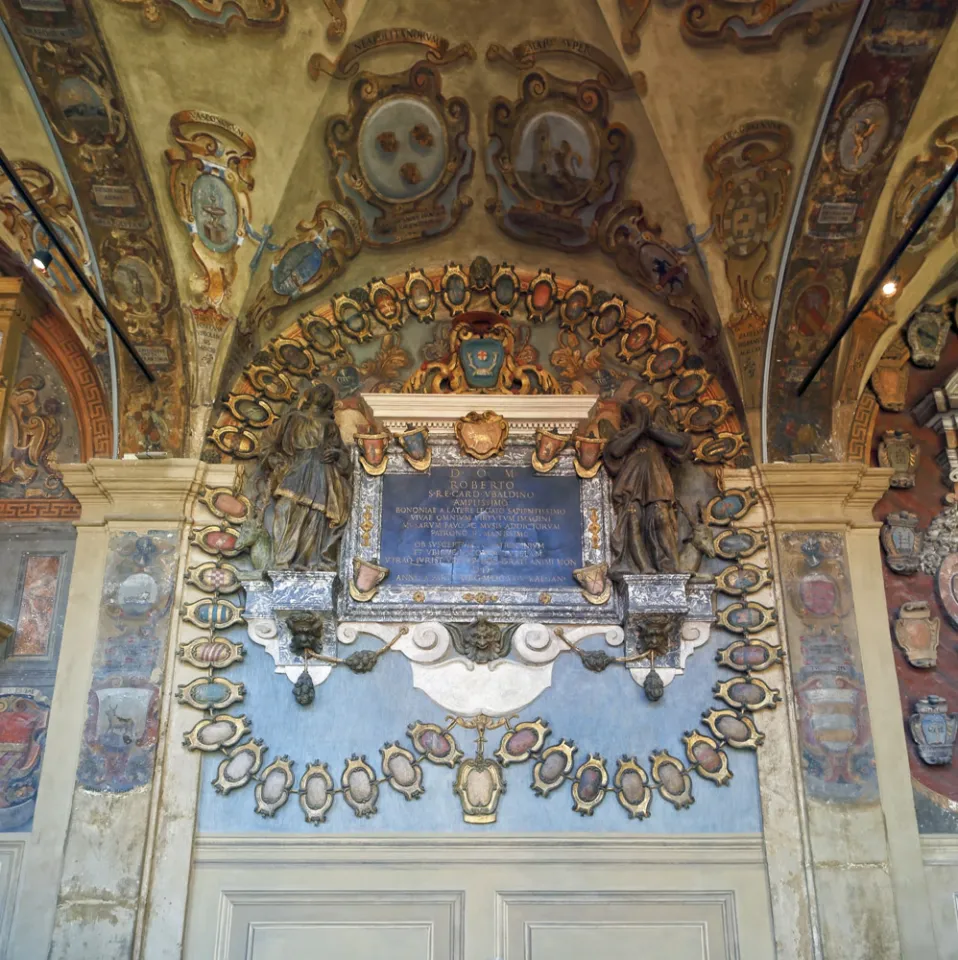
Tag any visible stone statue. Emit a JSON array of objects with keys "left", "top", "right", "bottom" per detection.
[
  {"left": 243, "top": 383, "right": 351, "bottom": 570},
  {"left": 602, "top": 398, "right": 692, "bottom": 576}
]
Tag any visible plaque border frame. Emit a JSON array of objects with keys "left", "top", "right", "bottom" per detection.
[{"left": 339, "top": 438, "right": 621, "bottom": 622}]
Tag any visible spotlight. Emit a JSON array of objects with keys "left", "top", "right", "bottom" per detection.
[
  {"left": 31, "top": 249, "right": 52, "bottom": 271},
  {"left": 881, "top": 278, "right": 899, "bottom": 298}
]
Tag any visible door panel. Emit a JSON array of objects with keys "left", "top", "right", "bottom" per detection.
[
  {"left": 209, "top": 892, "right": 462, "bottom": 960},
  {"left": 499, "top": 893, "right": 733, "bottom": 960},
  {"left": 185, "top": 836, "right": 771, "bottom": 960}
]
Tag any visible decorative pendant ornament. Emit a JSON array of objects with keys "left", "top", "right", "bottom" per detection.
[
  {"left": 644, "top": 667, "right": 664, "bottom": 702},
  {"left": 573, "top": 434, "right": 606, "bottom": 479},
  {"left": 880, "top": 511, "right": 923, "bottom": 575},
  {"left": 877, "top": 430, "right": 919, "bottom": 489},
  {"left": 455, "top": 411, "right": 509, "bottom": 460},
  {"left": 532, "top": 427, "right": 569, "bottom": 473},
  {"left": 396, "top": 424, "right": 432, "bottom": 471},
  {"left": 356, "top": 431, "right": 390, "bottom": 475},
  {"left": 349, "top": 557, "right": 389, "bottom": 602},
  {"left": 909, "top": 696, "right": 958, "bottom": 765},
  {"left": 573, "top": 563, "right": 612, "bottom": 605},
  {"left": 293, "top": 667, "right": 315, "bottom": 706},
  {"left": 894, "top": 601, "right": 940, "bottom": 668}
]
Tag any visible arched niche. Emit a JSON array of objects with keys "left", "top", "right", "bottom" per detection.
[{"left": 206, "top": 262, "right": 749, "bottom": 469}]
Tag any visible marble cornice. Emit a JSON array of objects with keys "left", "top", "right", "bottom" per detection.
[
  {"left": 756, "top": 462, "right": 892, "bottom": 528},
  {"left": 61, "top": 458, "right": 206, "bottom": 525}
]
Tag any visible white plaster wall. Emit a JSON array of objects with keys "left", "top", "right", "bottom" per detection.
[{"left": 922, "top": 837, "right": 958, "bottom": 959}]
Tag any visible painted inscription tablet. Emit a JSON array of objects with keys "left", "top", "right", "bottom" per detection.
[
  {"left": 340, "top": 439, "right": 618, "bottom": 622},
  {"left": 379, "top": 466, "right": 580, "bottom": 588}
]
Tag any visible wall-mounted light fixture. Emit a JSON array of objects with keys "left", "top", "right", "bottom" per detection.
[{"left": 30, "top": 248, "right": 52, "bottom": 272}]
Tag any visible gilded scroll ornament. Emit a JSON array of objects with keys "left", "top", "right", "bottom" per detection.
[
  {"left": 680, "top": 0, "right": 856, "bottom": 49},
  {"left": 309, "top": 28, "right": 475, "bottom": 82},
  {"left": 166, "top": 111, "right": 256, "bottom": 311},
  {"left": 112, "top": 0, "right": 287, "bottom": 30},
  {"left": 619, "top": 0, "right": 652, "bottom": 54},
  {"left": 322, "top": 0, "right": 346, "bottom": 41},
  {"left": 404, "top": 311, "right": 559, "bottom": 394}
]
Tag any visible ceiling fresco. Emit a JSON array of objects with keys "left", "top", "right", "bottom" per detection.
[
  {"left": 0, "top": 0, "right": 955, "bottom": 458},
  {"left": 762, "top": 0, "right": 957, "bottom": 463}
]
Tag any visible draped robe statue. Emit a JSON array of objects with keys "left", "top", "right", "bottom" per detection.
[
  {"left": 247, "top": 384, "right": 351, "bottom": 570},
  {"left": 602, "top": 399, "right": 692, "bottom": 575}
]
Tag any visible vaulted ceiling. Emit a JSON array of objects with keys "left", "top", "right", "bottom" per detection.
[{"left": 0, "top": 0, "right": 955, "bottom": 461}]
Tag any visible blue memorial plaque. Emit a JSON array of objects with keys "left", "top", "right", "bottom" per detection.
[{"left": 379, "top": 465, "right": 582, "bottom": 589}]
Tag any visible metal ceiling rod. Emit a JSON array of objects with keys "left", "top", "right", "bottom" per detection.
[
  {"left": 0, "top": 145, "right": 155, "bottom": 382},
  {"left": 796, "top": 156, "right": 958, "bottom": 397}
]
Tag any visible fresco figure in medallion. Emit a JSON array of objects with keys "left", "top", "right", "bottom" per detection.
[
  {"left": 603, "top": 399, "right": 692, "bottom": 576},
  {"left": 247, "top": 384, "right": 351, "bottom": 570}
]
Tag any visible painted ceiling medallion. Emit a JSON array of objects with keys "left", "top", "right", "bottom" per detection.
[
  {"left": 166, "top": 111, "right": 256, "bottom": 311},
  {"left": 705, "top": 120, "right": 792, "bottom": 403},
  {"left": 885, "top": 116, "right": 958, "bottom": 286},
  {"left": 486, "top": 60, "right": 630, "bottom": 251},
  {"left": 326, "top": 60, "right": 474, "bottom": 247},
  {"left": 246, "top": 202, "right": 362, "bottom": 330}
]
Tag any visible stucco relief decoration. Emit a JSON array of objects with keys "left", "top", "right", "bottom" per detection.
[
  {"left": 180, "top": 474, "right": 780, "bottom": 824},
  {"left": 765, "top": 0, "right": 957, "bottom": 461},
  {"left": 705, "top": 121, "right": 792, "bottom": 392},
  {"left": 206, "top": 259, "right": 747, "bottom": 466},
  {"left": 166, "top": 111, "right": 256, "bottom": 313},
  {"left": 1, "top": 0, "right": 190, "bottom": 453},
  {"left": 112, "top": 0, "right": 286, "bottom": 30},
  {"left": 313, "top": 29, "right": 475, "bottom": 247},
  {"left": 680, "top": 0, "right": 857, "bottom": 47},
  {"left": 0, "top": 161, "right": 100, "bottom": 347},
  {"left": 485, "top": 38, "right": 715, "bottom": 341}
]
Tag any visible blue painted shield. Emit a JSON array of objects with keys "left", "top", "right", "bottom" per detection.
[
  {"left": 399, "top": 427, "right": 429, "bottom": 461},
  {"left": 460, "top": 337, "right": 505, "bottom": 389}
]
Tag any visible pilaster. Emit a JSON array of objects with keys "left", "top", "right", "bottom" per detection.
[
  {"left": 8, "top": 459, "right": 206, "bottom": 960},
  {"left": 757, "top": 462, "right": 936, "bottom": 960},
  {"left": 0, "top": 277, "right": 25, "bottom": 445}
]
